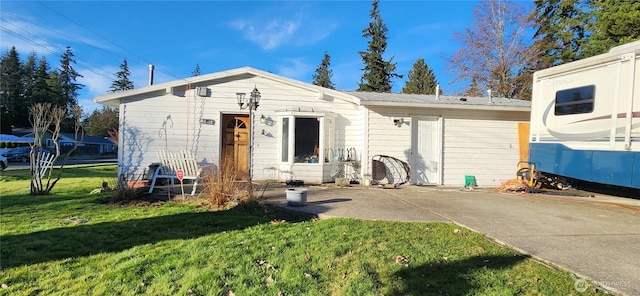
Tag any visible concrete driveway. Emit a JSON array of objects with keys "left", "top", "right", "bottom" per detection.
[{"left": 261, "top": 185, "right": 640, "bottom": 296}]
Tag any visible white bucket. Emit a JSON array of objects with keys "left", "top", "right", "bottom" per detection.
[{"left": 286, "top": 188, "right": 308, "bottom": 206}]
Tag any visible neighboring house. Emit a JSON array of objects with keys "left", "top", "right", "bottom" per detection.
[
  {"left": 23, "top": 130, "right": 117, "bottom": 154},
  {"left": 94, "top": 66, "right": 530, "bottom": 187}
]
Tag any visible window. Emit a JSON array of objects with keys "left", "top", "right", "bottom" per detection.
[
  {"left": 554, "top": 85, "right": 595, "bottom": 115},
  {"left": 294, "top": 118, "right": 320, "bottom": 163},
  {"left": 281, "top": 118, "right": 289, "bottom": 162},
  {"left": 279, "top": 111, "right": 335, "bottom": 164}
]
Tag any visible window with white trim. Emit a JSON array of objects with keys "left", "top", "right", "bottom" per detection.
[{"left": 279, "top": 111, "right": 335, "bottom": 164}]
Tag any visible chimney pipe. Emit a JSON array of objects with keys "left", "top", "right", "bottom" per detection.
[
  {"left": 148, "top": 64, "right": 155, "bottom": 86},
  {"left": 487, "top": 89, "right": 492, "bottom": 103},
  {"left": 435, "top": 84, "right": 440, "bottom": 100}
]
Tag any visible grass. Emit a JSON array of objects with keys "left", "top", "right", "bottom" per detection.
[{"left": 0, "top": 165, "right": 608, "bottom": 295}]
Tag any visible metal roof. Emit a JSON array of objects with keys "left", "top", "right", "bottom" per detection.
[{"left": 345, "top": 91, "right": 530, "bottom": 111}]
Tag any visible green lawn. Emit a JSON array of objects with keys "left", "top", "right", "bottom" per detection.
[{"left": 0, "top": 166, "right": 607, "bottom": 295}]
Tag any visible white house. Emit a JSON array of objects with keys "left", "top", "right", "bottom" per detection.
[{"left": 94, "top": 66, "right": 530, "bottom": 187}]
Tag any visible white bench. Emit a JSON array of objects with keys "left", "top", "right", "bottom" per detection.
[
  {"left": 148, "top": 149, "right": 202, "bottom": 196},
  {"left": 32, "top": 151, "right": 55, "bottom": 188}
]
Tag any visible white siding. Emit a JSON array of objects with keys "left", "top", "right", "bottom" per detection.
[
  {"left": 117, "top": 75, "right": 363, "bottom": 184},
  {"left": 363, "top": 106, "right": 528, "bottom": 187},
  {"left": 442, "top": 117, "right": 523, "bottom": 186},
  {"left": 366, "top": 109, "right": 412, "bottom": 162}
]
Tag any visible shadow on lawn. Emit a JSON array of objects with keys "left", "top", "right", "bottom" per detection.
[
  {"left": 0, "top": 203, "right": 315, "bottom": 269},
  {"left": 391, "top": 254, "right": 525, "bottom": 295},
  {"left": 0, "top": 194, "right": 84, "bottom": 212}
]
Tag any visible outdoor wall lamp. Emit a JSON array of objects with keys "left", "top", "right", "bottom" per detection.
[
  {"left": 260, "top": 114, "right": 266, "bottom": 124},
  {"left": 393, "top": 118, "right": 405, "bottom": 127},
  {"left": 236, "top": 86, "right": 261, "bottom": 110}
]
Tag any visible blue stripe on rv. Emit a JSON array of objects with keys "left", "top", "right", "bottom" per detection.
[{"left": 529, "top": 143, "right": 640, "bottom": 189}]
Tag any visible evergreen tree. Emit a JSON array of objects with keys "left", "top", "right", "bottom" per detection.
[
  {"left": 312, "top": 51, "right": 335, "bottom": 89},
  {"left": 463, "top": 77, "right": 485, "bottom": 97},
  {"left": 22, "top": 52, "right": 37, "bottom": 101},
  {"left": 16, "top": 52, "right": 38, "bottom": 127},
  {"left": 530, "top": 0, "right": 590, "bottom": 68},
  {"left": 109, "top": 58, "right": 134, "bottom": 93},
  {"left": 583, "top": 0, "right": 640, "bottom": 57},
  {"left": 402, "top": 58, "right": 438, "bottom": 94},
  {"left": 58, "top": 46, "right": 83, "bottom": 111},
  {"left": 357, "top": 0, "right": 401, "bottom": 92},
  {"left": 85, "top": 106, "right": 119, "bottom": 137},
  {"left": 192, "top": 64, "right": 202, "bottom": 76},
  {"left": 46, "top": 70, "right": 65, "bottom": 116},
  {"left": 0, "top": 47, "right": 23, "bottom": 131},
  {"left": 31, "top": 57, "right": 54, "bottom": 105}
]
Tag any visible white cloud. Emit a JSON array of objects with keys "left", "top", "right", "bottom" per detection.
[
  {"left": 0, "top": 18, "right": 60, "bottom": 55},
  {"left": 231, "top": 19, "right": 299, "bottom": 50},
  {"left": 229, "top": 7, "right": 338, "bottom": 51},
  {"left": 78, "top": 66, "right": 116, "bottom": 97},
  {"left": 276, "top": 58, "right": 313, "bottom": 81}
]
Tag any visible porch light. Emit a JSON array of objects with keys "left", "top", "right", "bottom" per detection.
[
  {"left": 237, "top": 86, "right": 261, "bottom": 110},
  {"left": 236, "top": 92, "right": 246, "bottom": 108},
  {"left": 260, "top": 114, "right": 266, "bottom": 124},
  {"left": 237, "top": 86, "right": 261, "bottom": 198}
]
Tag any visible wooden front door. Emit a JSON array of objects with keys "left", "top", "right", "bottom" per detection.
[{"left": 222, "top": 115, "right": 249, "bottom": 177}]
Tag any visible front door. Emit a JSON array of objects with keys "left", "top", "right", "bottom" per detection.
[
  {"left": 411, "top": 117, "right": 441, "bottom": 185},
  {"left": 222, "top": 115, "right": 249, "bottom": 177}
]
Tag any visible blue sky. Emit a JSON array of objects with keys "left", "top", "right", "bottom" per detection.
[{"left": 1, "top": 1, "right": 533, "bottom": 114}]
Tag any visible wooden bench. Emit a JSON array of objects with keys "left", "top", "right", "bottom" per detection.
[{"left": 148, "top": 149, "right": 202, "bottom": 196}]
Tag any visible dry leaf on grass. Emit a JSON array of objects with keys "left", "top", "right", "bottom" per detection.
[{"left": 266, "top": 275, "right": 275, "bottom": 284}]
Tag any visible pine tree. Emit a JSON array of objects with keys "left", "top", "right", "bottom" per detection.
[
  {"left": 192, "top": 64, "right": 202, "bottom": 76},
  {"left": 0, "top": 47, "right": 23, "bottom": 131},
  {"left": 31, "top": 57, "right": 53, "bottom": 105},
  {"left": 402, "top": 58, "right": 438, "bottom": 95},
  {"left": 312, "top": 51, "right": 335, "bottom": 89},
  {"left": 463, "top": 77, "right": 485, "bottom": 97},
  {"left": 357, "top": 0, "right": 401, "bottom": 92},
  {"left": 85, "top": 106, "right": 119, "bottom": 137},
  {"left": 583, "top": 0, "right": 640, "bottom": 57},
  {"left": 530, "top": 0, "right": 590, "bottom": 68},
  {"left": 58, "top": 46, "right": 83, "bottom": 110},
  {"left": 22, "top": 52, "right": 37, "bottom": 101},
  {"left": 109, "top": 58, "right": 134, "bottom": 93}
]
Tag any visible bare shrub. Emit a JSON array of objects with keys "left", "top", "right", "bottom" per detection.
[{"left": 202, "top": 156, "right": 250, "bottom": 207}]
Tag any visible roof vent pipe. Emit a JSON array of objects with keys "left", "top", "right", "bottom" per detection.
[
  {"left": 148, "top": 64, "right": 155, "bottom": 86},
  {"left": 487, "top": 89, "right": 492, "bottom": 103},
  {"left": 435, "top": 84, "right": 440, "bottom": 100}
]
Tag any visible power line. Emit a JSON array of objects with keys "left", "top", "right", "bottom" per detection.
[
  {"left": 34, "top": 0, "right": 188, "bottom": 83},
  {"left": 0, "top": 17, "right": 118, "bottom": 81}
]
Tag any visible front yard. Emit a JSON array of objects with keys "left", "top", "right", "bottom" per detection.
[{"left": 0, "top": 165, "right": 606, "bottom": 295}]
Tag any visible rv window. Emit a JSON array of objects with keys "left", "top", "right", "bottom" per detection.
[{"left": 554, "top": 85, "right": 595, "bottom": 115}]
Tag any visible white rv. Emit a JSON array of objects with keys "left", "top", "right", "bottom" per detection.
[{"left": 529, "top": 40, "right": 640, "bottom": 189}]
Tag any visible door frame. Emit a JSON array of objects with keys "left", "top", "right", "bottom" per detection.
[
  {"left": 410, "top": 116, "right": 443, "bottom": 185},
  {"left": 220, "top": 113, "right": 250, "bottom": 177}
]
